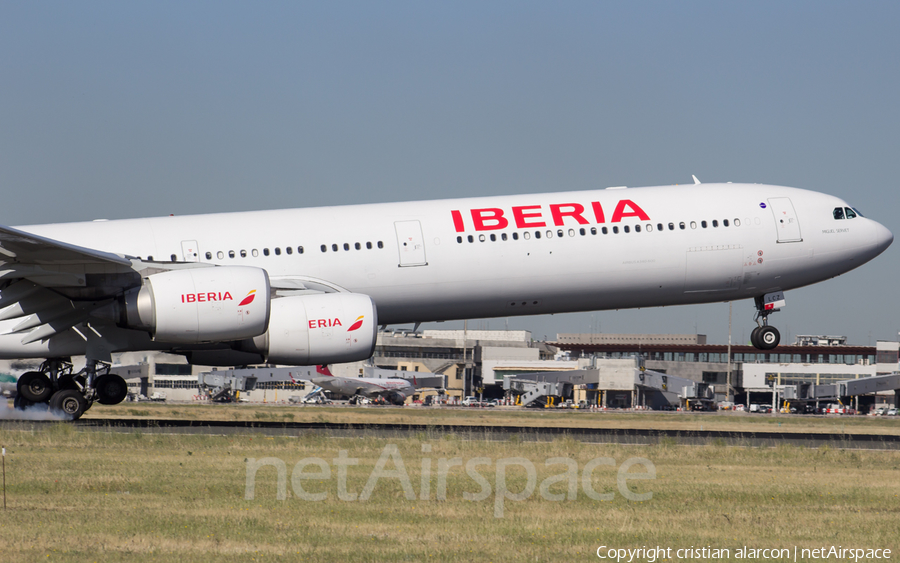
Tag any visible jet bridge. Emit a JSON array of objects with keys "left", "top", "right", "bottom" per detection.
[
  {"left": 634, "top": 365, "right": 716, "bottom": 410},
  {"left": 782, "top": 373, "right": 900, "bottom": 404},
  {"left": 197, "top": 366, "right": 319, "bottom": 403},
  {"left": 504, "top": 378, "right": 568, "bottom": 408}
]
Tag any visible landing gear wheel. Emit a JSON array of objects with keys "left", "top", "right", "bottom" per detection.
[
  {"left": 750, "top": 327, "right": 762, "bottom": 349},
  {"left": 17, "top": 371, "right": 53, "bottom": 403},
  {"left": 49, "top": 389, "right": 88, "bottom": 420},
  {"left": 757, "top": 326, "right": 780, "bottom": 350},
  {"left": 95, "top": 374, "right": 128, "bottom": 405}
]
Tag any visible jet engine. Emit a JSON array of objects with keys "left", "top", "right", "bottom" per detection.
[
  {"left": 239, "top": 293, "right": 377, "bottom": 365},
  {"left": 120, "top": 266, "right": 271, "bottom": 343}
]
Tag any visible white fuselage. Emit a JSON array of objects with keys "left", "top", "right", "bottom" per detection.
[{"left": 3, "top": 183, "right": 892, "bottom": 358}]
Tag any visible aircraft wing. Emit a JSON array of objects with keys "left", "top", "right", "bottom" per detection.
[
  {"left": 0, "top": 224, "right": 131, "bottom": 267},
  {"left": 0, "top": 224, "right": 171, "bottom": 345}
]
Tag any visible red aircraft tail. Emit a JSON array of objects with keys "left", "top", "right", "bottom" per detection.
[{"left": 316, "top": 365, "right": 333, "bottom": 376}]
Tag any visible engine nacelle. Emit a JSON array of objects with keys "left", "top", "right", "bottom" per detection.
[
  {"left": 122, "top": 266, "right": 271, "bottom": 343},
  {"left": 242, "top": 293, "right": 377, "bottom": 365}
]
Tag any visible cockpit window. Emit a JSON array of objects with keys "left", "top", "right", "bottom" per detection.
[
  {"left": 852, "top": 207, "right": 864, "bottom": 217},
  {"left": 833, "top": 207, "right": 845, "bottom": 220},
  {"left": 844, "top": 207, "right": 857, "bottom": 219}
]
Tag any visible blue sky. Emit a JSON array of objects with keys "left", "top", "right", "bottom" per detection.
[{"left": 2, "top": 2, "right": 898, "bottom": 345}]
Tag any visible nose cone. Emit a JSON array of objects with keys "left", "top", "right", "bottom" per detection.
[{"left": 873, "top": 220, "right": 894, "bottom": 255}]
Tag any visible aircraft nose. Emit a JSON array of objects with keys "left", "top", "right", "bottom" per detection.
[{"left": 873, "top": 220, "right": 894, "bottom": 254}]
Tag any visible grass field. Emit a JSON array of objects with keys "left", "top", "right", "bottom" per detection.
[
  {"left": 0, "top": 422, "right": 899, "bottom": 562},
  {"left": 82, "top": 402, "right": 900, "bottom": 436}
]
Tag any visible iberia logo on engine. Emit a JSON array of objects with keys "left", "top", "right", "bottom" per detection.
[
  {"left": 180, "top": 289, "right": 257, "bottom": 305},
  {"left": 308, "top": 315, "right": 366, "bottom": 331},
  {"left": 181, "top": 291, "right": 234, "bottom": 303}
]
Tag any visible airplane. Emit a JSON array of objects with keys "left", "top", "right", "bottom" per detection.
[
  {"left": 0, "top": 180, "right": 891, "bottom": 419},
  {"left": 309, "top": 365, "right": 414, "bottom": 405}
]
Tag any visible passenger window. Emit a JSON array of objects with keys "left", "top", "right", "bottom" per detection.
[
  {"left": 523, "top": 232, "right": 531, "bottom": 240},
  {"left": 467, "top": 235, "right": 474, "bottom": 243},
  {"left": 546, "top": 230, "right": 553, "bottom": 239},
  {"left": 457, "top": 236, "right": 463, "bottom": 243},
  {"left": 656, "top": 223, "right": 662, "bottom": 231},
  {"left": 228, "top": 250, "right": 235, "bottom": 259},
  {"left": 701, "top": 221, "right": 707, "bottom": 229},
  {"left": 479, "top": 234, "right": 486, "bottom": 242},
  {"left": 634, "top": 225, "right": 641, "bottom": 233},
  {"left": 646, "top": 224, "right": 652, "bottom": 232},
  {"left": 844, "top": 207, "right": 857, "bottom": 219},
  {"left": 240, "top": 250, "right": 247, "bottom": 258},
  {"left": 205, "top": 252, "right": 212, "bottom": 260},
  {"left": 591, "top": 227, "right": 597, "bottom": 235},
  {"left": 624, "top": 225, "right": 631, "bottom": 233},
  {"left": 535, "top": 231, "right": 542, "bottom": 239},
  {"left": 734, "top": 219, "right": 741, "bottom": 226},
  {"left": 612, "top": 226, "right": 619, "bottom": 234},
  {"left": 252, "top": 249, "right": 259, "bottom": 257},
  {"left": 320, "top": 245, "right": 326, "bottom": 252},
  {"left": 679, "top": 222, "right": 685, "bottom": 230},
  {"left": 490, "top": 234, "right": 496, "bottom": 241},
  {"left": 712, "top": 220, "right": 718, "bottom": 228},
  {"left": 367, "top": 242, "right": 373, "bottom": 249},
  {"left": 668, "top": 223, "right": 674, "bottom": 231},
  {"left": 275, "top": 247, "right": 281, "bottom": 255},
  {"left": 723, "top": 219, "right": 729, "bottom": 227},
  {"left": 263, "top": 248, "right": 269, "bottom": 256},
  {"left": 690, "top": 222, "right": 697, "bottom": 229},
  {"left": 602, "top": 227, "right": 608, "bottom": 234},
  {"left": 512, "top": 232, "right": 519, "bottom": 240},
  {"left": 286, "top": 247, "right": 293, "bottom": 255},
  {"left": 377, "top": 241, "right": 384, "bottom": 249},
  {"left": 579, "top": 228, "right": 585, "bottom": 236},
  {"left": 355, "top": 243, "right": 361, "bottom": 250},
  {"left": 171, "top": 254, "right": 177, "bottom": 262},
  {"left": 833, "top": 207, "right": 845, "bottom": 220},
  {"left": 331, "top": 244, "right": 338, "bottom": 251},
  {"left": 343, "top": 243, "right": 350, "bottom": 251},
  {"left": 299, "top": 246, "right": 304, "bottom": 254}
]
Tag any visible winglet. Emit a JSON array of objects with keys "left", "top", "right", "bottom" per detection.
[
  {"left": 692, "top": 175, "right": 701, "bottom": 185},
  {"left": 316, "top": 365, "right": 333, "bottom": 376}
]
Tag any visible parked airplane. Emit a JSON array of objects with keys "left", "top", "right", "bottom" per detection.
[
  {"left": 310, "top": 365, "right": 414, "bottom": 405},
  {"left": 2, "top": 180, "right": 891, "bottom": 418}
]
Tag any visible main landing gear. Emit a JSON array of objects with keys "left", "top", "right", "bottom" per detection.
[
  {"left": 14, "top": 359, "right": 128, "bottom": 420},
  {"left": 750, "top": 292, "right": 786, "bottom": 351}
]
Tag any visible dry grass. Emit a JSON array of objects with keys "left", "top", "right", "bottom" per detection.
[
  {"left": 81, "top": 401, "right": 900, "bottom": 436},
  {"left": 0, "top": 424, "right": 898, "bottom": 562}
]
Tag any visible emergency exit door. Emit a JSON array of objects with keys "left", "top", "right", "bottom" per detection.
[
  {"left": 767, "top": 197, "right": 802, "bottom": 243},
  {"left": 181, "top": 240, "right": 200, "bottom": 262},
  {"left": 394, "top": 221, "right": 428, "bottom": 267}
]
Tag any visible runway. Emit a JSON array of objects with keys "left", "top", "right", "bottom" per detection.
[{"left": 1, "top": 417, "right": 891, "bottom": 449}]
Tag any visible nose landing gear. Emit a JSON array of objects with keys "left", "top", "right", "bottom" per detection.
[{"left": 750, "top": 292, "right": 786, "bottom": 350}]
